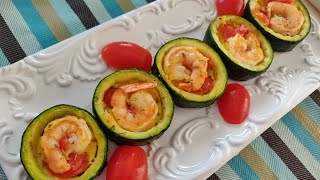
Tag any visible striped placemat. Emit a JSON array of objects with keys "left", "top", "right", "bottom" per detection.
[{"left": 0, "top": 0, "right": 319, "bottom": 179}]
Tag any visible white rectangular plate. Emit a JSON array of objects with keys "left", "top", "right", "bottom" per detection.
[{"left": 0, "top": 0, "right": 319, "bottom": 179}]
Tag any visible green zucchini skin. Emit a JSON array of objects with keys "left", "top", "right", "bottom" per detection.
[
  {"left": 152, "top": 63, "right": 220, "bottom": 108},
  {"left": 152, "top": 37, "right": 228, "bottom": 108},
  {"left": 92, "top": 104, "right": 172, "bottom": 146},
  {"left": 92, "top": 69, "right": 174, "bottom": 146},
  {"left": 203, "top": 15, "right": 274, "bottom": 81},
  {"left": 20, "top": 104, "right": 108, "bottom": 180},
  {"left": 203, "top": 27, "right": 268, "bottom": 81},
  {"left": 243, "top": 0, "right": 311, "bottom": 52}
]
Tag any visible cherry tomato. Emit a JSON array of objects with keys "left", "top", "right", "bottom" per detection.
[
  {"left": 103, "top": 87, "right": 116, "bottom": 108},
  {"left": 46, "top": 153, "right": 89, "bottom": 178},
  {"left": 106, "top": 146, "right": 148, "bottom": 180},
  {"left": 220, "top": 23, "right": 237, "bottom": 39},
  {"left": 217, "top": 83, "right": 250, "bottom": 124},
  {"left": 101, "top": 42, "right": 152, "bottom": 72},
  {"left": 216, "top": 0, "right": 245, "bottom": 16}
]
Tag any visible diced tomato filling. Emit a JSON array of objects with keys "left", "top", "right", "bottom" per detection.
[
  {"left": 237, "top": 25, "right": 250, "bottom": 37},
  {"left": 220, "top": 23, "right": 238, "bottom": 39},
  {"left": 252, "top": 7, "right": 270, "bottom": 26},
  {"left": 182, "top": 61, "right": 193, "bottom": 71},
  {"left": 253, "top": 0, "right": 293, "bottom": 26},
  {"left": 219, "top": 23, "right": 250, "bottom": 39},
  {"left": 192, "top": 77, "right": 214, "bottom": 95},
  {"left": 128, "top": 104, "right": 139, "bottom": 114},
  {"left": 45, "top": 153, "right": 90, "bottom": 179},
  {"left": 103, "top": 87, "right": 116, "bottom": 108},
  {"left": 179, "top": 59, "right": 214, "bottom": 95},
  {"left": 59, "top": 137, "right": 69, "bottom": 151},
  {"left": 207, "top": 59, "right": 214, "bottom": 71}
]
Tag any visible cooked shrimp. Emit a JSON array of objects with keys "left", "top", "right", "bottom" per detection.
[
  {"left": 40, "top": 116, "right": 92, "bottom": 173},
  {"left": 267, "top": 1, "right": 304, "bottom": 36},
  {"left": 120, "top": 82, "right": 157, "bottom": 93},
  {"left": 110, "top": 82, "right": 158, "bottom": 132},
  {"left": 227, "top": 33, "right": 264, "bottom": 66},
  {"left": 163, "top": 46, "right": 208, "bottom": 91}
]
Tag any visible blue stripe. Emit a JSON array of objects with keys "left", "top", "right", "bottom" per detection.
[
  {"left": 0, "top": 167, "right": 6, "bottom": 180},
  {"left": 273, "top": 121, "right": 320, "bottom": 178},
  {"left": 251, "top": 136, "right": 297, "bottom": 179},
  {"left": 0, "top": 0, "right": 42, "bottom": 56},
  {"left": 131, "top": 0, "right": 148, "bottom": 8},
  {"left": 100, "top": 0, "right": 124, "bottom": 18},
  {"left": 12, "top": 0, "right": 57, "bottom": 48},
  {"left": 300, "top": 96, "right": 320, "bottom": 125},
  {"left": 216, "top": 164, "right": 241, "bottom": 180},
  {"left": 48, "top": 0, "right": 86, "bottom": 36},
  {"left": 228, "top": 155, "right": 259, "bottom": 179},
  {"left": 281, "top": 113, "right": 320, "bottom": 161},
  {"left": 0, "top": 49, "right": 10, "bottom": 67}
]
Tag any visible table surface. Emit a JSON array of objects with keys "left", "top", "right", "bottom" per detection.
[{"left": 0, "top": 0, "right": 319, "bottom": 179}]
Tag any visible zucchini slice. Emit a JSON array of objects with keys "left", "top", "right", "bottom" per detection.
[
  {"left": 20, "top": 105, "right": 107, "bottom": 180},
  {"left": 204, "top": 15, "right": 274, "bottom": 80},
  {"left": 244, "top": 0, "right": 311, "bottom": 51},
  {"left": 93, "top": 69, "right": 174, "bottom": 146},
  {"left": 152, "top": 38, "right": 228, "bottom": 108}
]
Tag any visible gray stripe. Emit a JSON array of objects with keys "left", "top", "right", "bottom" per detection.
[
  {"left": 0, "top": 0, "right": 42, "bottom": 55},
  {"left": 83, "top": 0, "right": 112, "bottom": 24}
]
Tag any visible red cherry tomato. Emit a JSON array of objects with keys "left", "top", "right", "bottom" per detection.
[
  {"left": 46, "top": 153, "right": 89, "bottom": 178},
  {"left": 216, "top": 0, "right": 245, "bottom": 16},
  {"left": 101, "top": 42, "right": 152, "bottom": 72},
  {"left": 106, "top": 146, "right": 148, "bottom": 180},
  {"left": 103, "top": 87, "right": 116, "bottom": 108},
  {"left": 217, "top": 83, "right": 250, "bottom": 124}
]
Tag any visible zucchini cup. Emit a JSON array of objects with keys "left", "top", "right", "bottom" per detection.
[
  {"left": 152, "top": 38, "right": 228, "bottom": 108},
  {"left": 244, "top": 0, "right": 311, "bottom": 51},
  {"left": 204, "top": 15, "right": 274, "bottom": 81},
  {"left": 20, "top": 105, "right": 107, "bottom": 180},
  {"left": 92, "top": 69, "right": 174, "bottom": 146}
]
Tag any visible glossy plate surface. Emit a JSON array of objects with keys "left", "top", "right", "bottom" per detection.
[{"left": 0, "top": 0, "right": 319, "bottom": 179}]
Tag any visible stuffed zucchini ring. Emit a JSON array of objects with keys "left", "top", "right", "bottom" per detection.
[
  {"left": 20, "top": 105, "right": 107, "bottom": 180},
  {"left": 152, "top": 38, "right": 228, "bottom": 108},
  {"left": 204, "top": 15, "right": 274, "bottom": 81},
  {"left": 92, "top": 69, "right": 174, "bottom": 146},
  {"left": 244, "top": 0, "right": 311, "bottom": 51}
]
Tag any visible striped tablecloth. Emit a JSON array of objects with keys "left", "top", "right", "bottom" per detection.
[{"left": 0, "top": 0, "right": 319, "bottom": 179}]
